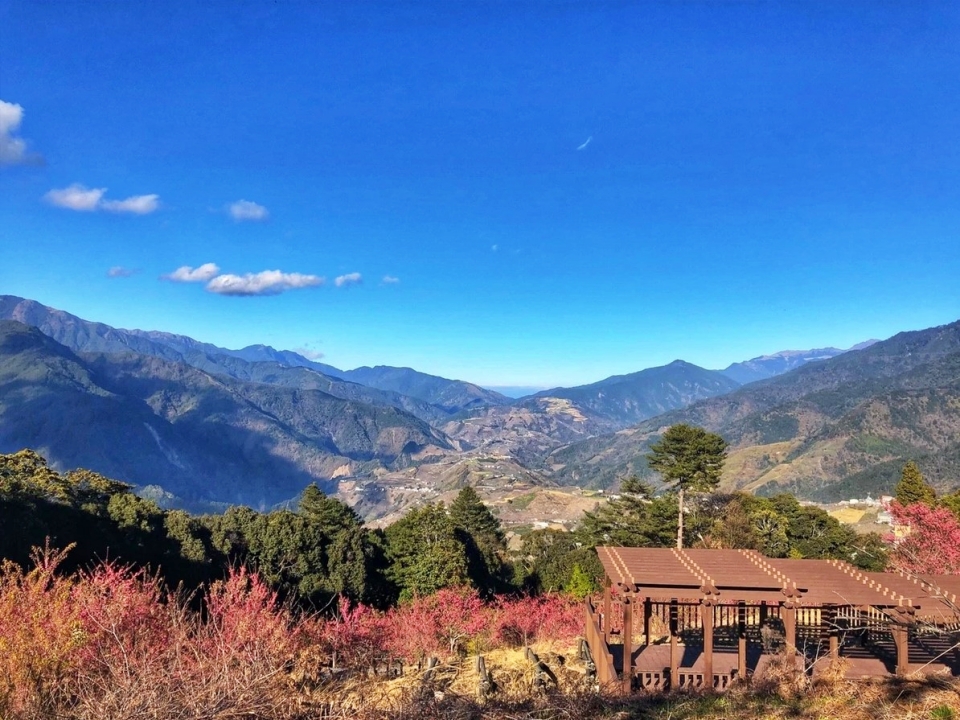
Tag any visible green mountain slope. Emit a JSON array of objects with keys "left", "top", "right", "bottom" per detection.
[
  {"left": 531, "top": 360, "right": 741, "bottom": 427},
  {"left": 0, "top": 321, "right": 453, "bottom": 508},
  {"left": 547, "top": 320, "right": 960, "bottom": 497}
]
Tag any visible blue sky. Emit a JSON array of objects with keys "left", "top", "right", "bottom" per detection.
[{"left": 1, "top": 1, "right": 959, "bottom": 387}]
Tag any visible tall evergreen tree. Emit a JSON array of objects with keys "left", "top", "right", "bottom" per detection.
[
  {"left": 299, "top": 483, "right": 362, "bottom": 533},
  {"left": 449, "top": 487, "right": 509, "bottom": 593},
  {"left": 646, "top": 424, "right": 728, "bottom": 549},
  {"left": 894, "top": 461, "right": 936, "bottom": 507},
  {"left": 385, "top": 503, "right": 469, "bottom": 600}
]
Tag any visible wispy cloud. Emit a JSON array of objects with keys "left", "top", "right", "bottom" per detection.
[
  {"left": 334, "top": 272, "right": 362, "bottom": 288},
  {"left": 102, "top": 194, "right": 160, "bottom": 215},
  {"left": 491, "top": 244, "right": 499, "bottom": 252},
  {"left": 206, "top": 270, "right": 324, "bottom": 296},
  {"left": 382, "top": 275, "right": 400, "bottom": 284},
  {"left": 45, "top": 184, "right": 105, "bottom": 211},
  {"left": 577, "top": 136, "right": 593, "bottom": 151},
  {"left": 228, "top": 200, "right": 269, "bottom": 221},
  {"left": 0, "top": 100, "right": 42, "bottom": 166},
  {"left": 45, "top": 183, "right": 160, "bottom": 214},
  {"left": 293, "top": 347, "right": 325, "bottom": 361},
  {"left": 163, "top": 263, "right": 221, "bottom": 282},
  {"left": 107, "top": 266, "right": 138, "bottom": 278}
]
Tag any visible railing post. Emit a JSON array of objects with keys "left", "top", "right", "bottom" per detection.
[
  {"left": 603, "top": 581, "right": 612, "bottom": 643},
  {"left": 669, "top": 599, "right": 679, "bottom": 689},
  {"left": 643, "top": 597, "right": 652, "bottom": 646},
  {"left": 783, "top": 604, "right": 797, "bottom": 656},
  {"left": 893, "top": 624, "right": 909, "bottom": 676},
  {"left": 622, "top": 593, "right": 634, "bottom": 694},
  {"left": 737, "top": 601, "right": 747, "bottom": 679},
  {"left": 702, "top": 601, "right": 714, "bottom": 690}
]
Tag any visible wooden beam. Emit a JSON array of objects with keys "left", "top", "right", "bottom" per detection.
[{"left": 622, "top": 596, "right": 634, "bottom": 693}]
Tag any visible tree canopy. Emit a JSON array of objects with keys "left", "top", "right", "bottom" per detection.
[
  {"left": 646, "top": 424, "right": 728, "bottom": 493},
  {"left": 894, "top": 461, "right": 936, "bottom": 507},
  {"left": 646, "top": 424, "right": 728, "bottom": 548}
]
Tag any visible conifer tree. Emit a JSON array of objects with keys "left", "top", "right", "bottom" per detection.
[
  {"left": 577, "top": 477, "right": 676, "bottom": 548},
  {"left": 894, "top": 461, "right": 936, "bottom": 507},
  {"left": 449, "top": 486, "right": 508, "bottom": 593}
]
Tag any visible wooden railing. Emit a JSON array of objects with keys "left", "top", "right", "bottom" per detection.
[{"left": 584, "top": 598, "right": 618, "bottom": 688}]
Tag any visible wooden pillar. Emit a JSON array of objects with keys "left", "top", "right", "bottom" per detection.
[
  {"left": 825, "top": 607, "right": 839, "bottom": 661},
  {"left": 643, "top": 598, "right": 652, "bottom": 646},
  {"left": 782, "top": 604, "right": 797, "bottom": 655},
  {"left": 669, "top": 599, "right": 679, "bottom": 689},
  {"left": 702, "top": 602, "right": 714, "bottom": 690},
  {"left": 602, "top": 581, "right": 612, "bottom": 643},
  {"left": 737, "top": 602, "right": 747, "bottom": 679},
  {"left": 622, "top": 595, "right": 634, "bottom": 693},
  {"left": 892, "top": 624, "right": 909, "bottom": 676}
]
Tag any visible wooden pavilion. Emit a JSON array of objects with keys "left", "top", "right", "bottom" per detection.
[{"left": 583, "top": 547, "right": 960, "bottom": 692}]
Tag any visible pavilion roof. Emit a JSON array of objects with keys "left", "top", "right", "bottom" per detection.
[{"left": 595, "top": 547, "right": 928, "bottom": 611}]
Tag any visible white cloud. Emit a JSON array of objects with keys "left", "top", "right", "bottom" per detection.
[
  {"left": 206, "top": 270, "right": 324, "bottom": 296},
  {"left": 107, "top": 266, "right": 138, "bottom": 278},
  {"left": 44, "top": 183, "right": 159, "bottom": 214},
  {"left": 382, "top": 275, "right": 400, "bottom": 284},
  {"left": 44, "top": 184, "right": 106, "bottom": 211},
  {"left": 163, "top": 263, "right": 221, "bottom": 282},
  {"left": 294, "top": 347, "right": 325, "bottom": 360},
  {"left": 0, "top": 100, "right": 41, "bottom": 166},
  {"left": 102, "top": 194, "right": 160, "bottom": 215},
  {"left": 228, "top": 200, "right": 269, "bottom": 221},
  {"left": 491, "top": 244, "right": 498, "bottom": 252},
  {"left": 334, "top": 272, "right": 362, "bottom": 288}
]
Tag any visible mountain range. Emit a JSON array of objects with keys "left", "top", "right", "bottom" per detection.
[
  {"left": 546, "top": 321, "right": 960, "bottom": 500},
  {"left": 3, "top": 293, "right": 945, "bottom": 516}
]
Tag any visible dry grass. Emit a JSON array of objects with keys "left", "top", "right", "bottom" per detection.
[{"left": 296, "top": 641, "right": 960, "bottom": 720}]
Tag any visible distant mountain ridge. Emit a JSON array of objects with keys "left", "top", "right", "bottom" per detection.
[
  {"left": 4, "top": 292, "right": 942, "bottom": 516},
  {"left": 0, "top": 320, "right": 454, "bottom": 508},
  {"left": 532, "top": 360, "right": 741, "bottom": 427},
  {"left": 340, "top": 366, "right": 510, "bottom": 412},
  {"left": 0, "top": 296, "right": 503, "bottom": 418},
  {"left": 719, "top": 343, "right": 877, "bottom": 385},
  {"left": 546, "top": 321, "right": 960, "bottom": 499}
]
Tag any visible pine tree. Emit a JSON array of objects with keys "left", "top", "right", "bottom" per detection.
[
  {"left": 646, "top": 424, "right": 727, "bottom": 549},
  {"left": 894, "top": 461, "right": 936, "bottom": 507}
]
